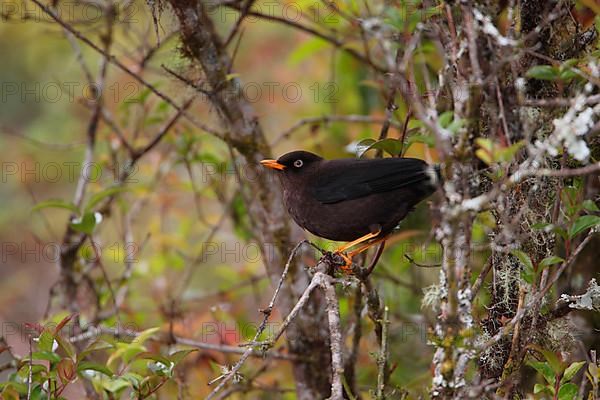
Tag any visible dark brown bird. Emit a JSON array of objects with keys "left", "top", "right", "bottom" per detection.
[{"left": 261, "top": 151, "right": 440, "bottom": 265}]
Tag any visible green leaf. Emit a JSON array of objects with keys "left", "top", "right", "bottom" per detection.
[
  {"left": 533, "top": 383, "right": 548, "bottom": 394},
  {"left": 134, "top": 327, "right": 160, "bottom": 345},
  {"left": 438, "top": 111, "right": 454, "bottom": 128},
  {"left": 557, "top": 382, "right": 578, "bottom": 400},
  {"left": 569, "top": 215, "right": 600, "bottom": 238},
  {"left": 447, "top": 118, "right": 465, "bottom": 134},
  {"left": 169, "top": 349, "right": 197, "bottom": 364},
  {"left": 354, "top": 138, "right": 376, "bottom": 157},
  {"left": 120, "top": 372, "right": 143, "bottom": 388},
  {"left": 559, "top": 68, "right": 579, "bottom": 80},
  {"left": 526, "top": 65, "right": 559, "bottom": 80},
  {"left": 69, "top": 212, "right": 97, "bottom": 235},
  {"left": 405, "top": 134, "right": 435, "bottom": 150},
  {"left": 287, "top": 37, "right": 328, "bottom": 66},
  {"left": 563, "top": 361, "right": 586, "bottom": 382},
  {"left": 475, "top": 138, "right": 494, "bottom": 165},
  {"left": 77, "top": 361, "right": 113, "bottom": 377},
  {"left": 102, "top": 377, "right": 131, "bottom": 393},
  {"left": 55, "top": 335, "right": 76, "bottom": 359},
  {"left": 37, "top": 329, "right": 55, "bottom": 353},
  {"left": 532, "top": 222, "right": 553, "bottom": 230},
  {"left": 359, "top": 138, "right": 403, "bottom": 157},
  {"left": 497, "top": 140, "right": 525, "bottom": 163},
  {"left": 77, "top": 340, "right": 113, "bottom": 363},
  {"left": 541, "top": 349, "right": 565, "bottom": 375},
  {"left": 511, "top": 249, "right": 533, "bottom": 270},
  {"left": 529, "top": 361, "right": 556, "bottom": 385},
  {"left": 85, "top": 187, "right": 129, "bottom": 212},
  {"left": 539, "top": 256, "right": 564, "bottom": 268},
  {"left": 511, "top": 249, "right": 534, "bottom": 283},
  {"left": 582, "top": 200, "right": 600, "bottom": 212},
  {"left": 135, "top": 352, "right": 171, "bottom": 366},
  {"left": 31, "top": 199, "right": 79, "bottom": 215},
  {"left": 30, "top": 351, "right": 61, "bottom": 363}
]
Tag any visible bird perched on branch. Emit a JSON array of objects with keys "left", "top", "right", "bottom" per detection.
[{"left": 261, "top": 150, "right": 441, "bottom": 268}]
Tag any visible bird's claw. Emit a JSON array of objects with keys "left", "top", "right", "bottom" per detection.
[{"left": 332, "top": 251, "right": 354, "bottom": 274}]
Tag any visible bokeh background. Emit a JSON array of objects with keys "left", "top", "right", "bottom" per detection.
[{"left": 0, "top": 1, "right": 446, "bottom": 397}]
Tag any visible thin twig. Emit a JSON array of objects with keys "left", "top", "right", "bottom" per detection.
[
  {"left": 471, "top": 256, "right": 493, "bottom": 301},
  {"left": 224, "top": 2, "right": 386, "bottom": 73},
  {"left": 273, "top": 114, "right": 403, "bottom": 146},
  {"left": 29, "top": 0, "right": 223, "bottom": 139},
  {"left": 205, "top": 240, "right": 310, "bottom": 399},
  {"left": 27, "top": 335, "right": 32, "bottom": 400}
]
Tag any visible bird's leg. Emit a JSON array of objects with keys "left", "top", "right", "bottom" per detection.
[
  {"left": 334, "top": 229, "right": 381, "bottom": 254},
  {"left": 347, "top": 235, "right": 388, "bottom": 258},
  {"left": 334, "top": 227, "right": 382, "bottom": 271}
]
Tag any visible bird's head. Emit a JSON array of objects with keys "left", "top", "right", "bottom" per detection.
[{"left": 260, "top": 151, "right": 323, "bottom": 177}]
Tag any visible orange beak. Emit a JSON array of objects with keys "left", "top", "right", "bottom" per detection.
[{"left": 260, "top": 159, "right": 286, "bottom": 170}]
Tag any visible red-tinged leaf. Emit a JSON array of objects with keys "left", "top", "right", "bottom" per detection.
[
  {"left": 57, "top": 358, "right": 76, "bottom": 384},
  {"left": 54, "top": 313, "right": 78, "bottom": 336}
]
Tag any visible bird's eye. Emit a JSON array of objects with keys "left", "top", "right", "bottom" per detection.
[{"left": 293, "top": 159, "right": 303, "bottom": 168}]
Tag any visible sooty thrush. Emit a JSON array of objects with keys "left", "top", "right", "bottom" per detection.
[{"left": 261, "top": 150, "right": 441, "bottom": 267}]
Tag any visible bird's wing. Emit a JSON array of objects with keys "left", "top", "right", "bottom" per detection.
[{"left": 313, "top": 157, "right": 431, "bottom": 204}]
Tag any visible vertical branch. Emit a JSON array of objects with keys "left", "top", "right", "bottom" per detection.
[
  {"left": 165, "top": 1, "right": 332, "bottom": 398},
  {"left": 320, "top": 275, "right": 344, "bottom": 400},
  {"left": 376, "top": 305, "right": 390, "bottom": 400}
]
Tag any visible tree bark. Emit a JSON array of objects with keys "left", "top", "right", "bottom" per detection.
[{"left": 166, "top": 1, "right": 332, "bottom": 398}]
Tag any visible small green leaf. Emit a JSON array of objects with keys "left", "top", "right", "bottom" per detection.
[
  {"left": 582, "top": 200, "right": 600, "bottom": 212},
  {"left": 534, "top": 383, "right": 548, "bottom": 394},
  {"left": 541, "top": 349, "right": 565, "bottom": 375},
  {"left": 55, "top": 335, "right": 76, "bottom": 359},
  {"left": 121, "top": 372, "right": 143, "bottom": 387},
  {"left": 563, "top": 361, "right": 586, "bottom": 382},
  {"left": 438, "top": 111, "right": 454, "bottom": 128},
  {"left": 511, "top": 249, "right": 534, "bottom": 283},
  {"left": 529, "top": 361, "right": 556, "bottom": 385},
  {"left": 85, "top": 187, "right": 129, "bottom": 212},
  {"left": 526, "top": 65, "right": 559, "bottom": 80},
  {"left": 447, "top": 118, "right": 465, "bottom": 134},
  {"left": 359, "top": 138, "right": 403, "bottom": 157},
  {"left": 102, "top": 377, "right": 131, "bottom": 393},
  {"left": 557, "top": 382, "right": 578, "bottom": 400},
  {"left": 135, "top": 352, "right": 171, "bottom": 366},
  {"left": 497, "top": 140, "right": 525, "bottom": 162},
  {"left": 532, "top": 222, "right": 553, "bottom": 230},
  {"left": 69, "top": 212, "right": 97, "bottom": 235},
  {"left": 30, "top": 351, "right": 61, "bottom": 363},
  {"left": 405, "top": 134, "right": 435, "bottom": 150},
  {"left": 354, "top": 138, "right": 376, "bottom": 157},
  {"left": 31, "top": 199, "right": 79, "bottom": 215},
  {"left": 287, "top": 37, "right": 328, "bottom": 66},
  {"left": 77, "top": 361, "right": 113, "bottom": 377},
  {"left": 475, "top": 149, "right": 493, "bottom": 166},
  {"left": 569, "top": 215, "right": 600, "bottom": 238},
  {"left": 539, "top": 256, "right": 564, "bottom": 268},
  {"left": 37, "top": 330, "right": 55, "bottom": 353},
  {"left": 169, "top": 349, "right": 197, "bottom": 364},
  {"left": 475, "top": 138, "right": 494, "bottom": 165},
  {"left": 134, "top": 327, "right": 160, "bottom": 345},
  {"left": 559, "top": 68, "right": 579, "bottom": 80},
  {"left": 77, "top": 340, "right": 113, "bottom": 363}
]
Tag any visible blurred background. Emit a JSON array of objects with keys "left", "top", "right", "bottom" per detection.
[{"left": 0, "top": 1, "right": 446, "bottom": 397}]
